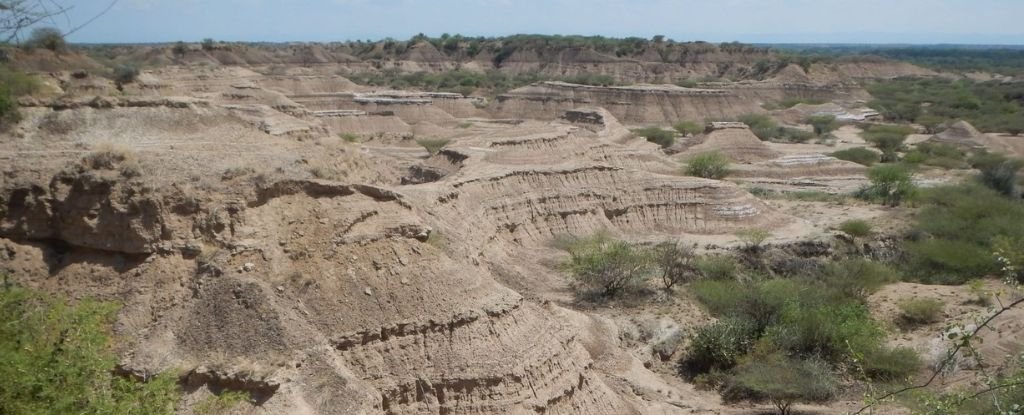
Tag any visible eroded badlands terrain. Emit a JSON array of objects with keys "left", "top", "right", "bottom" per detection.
[{"left": 2, "top": 43, "right": 1022, "bottom": 414}]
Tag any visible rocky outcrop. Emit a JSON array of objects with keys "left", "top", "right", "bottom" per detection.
[{"left": 1, "top": 170, "right": 166, "bottom": 254}]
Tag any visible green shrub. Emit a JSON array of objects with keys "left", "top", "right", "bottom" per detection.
[
  {"left": 838, "top": 219, "right": 872, "bottom": 238},
  {"left": 906, "top": 183, "right": 1024, "bottom": 283},
  {"left": 633, "top": 127, "right": 676, "bottom": 148},
  {"left": 907, "top": 142, "right": 968, "bottom": 169},
  {"left": 971, "top": 152, "right": 1023, "bottom": 197},
  {"left": 683, "top": 318, "right": 758, "bottom": 374},
  {"left": 735, "top": 228, "right": 770, "bottom": 251},
  {"left": 858, "top": 346, "right": 922, "bottom": 381},
  {"left": 817, "top": 259, "right": 897, "bottom": 301},
  {"left": 695, "top": 255, "right": 739, "bottom": 280},
  {"left": 739, "top": 114, "right": 779, "bottom": 140},
  {"left": 672, "top": 121, "right": 703, "bottom": 136},
  {"left": 417, "top": 138, "right": 451, "bottom": 155},
  {"left": 339, "top": 133, "right": 360, "bottom": 143},
  {"left": 561, "top": 233, "right": 654, "bottom": 297},
  {"left": 776, "top": 127, "right": 816, "bottom": 143},
  {"left": 685, "top": 151, "right": 731, "bottom": 179},
  {"left": 807, "top": 115, "right": 839, "bottom": 136},
  {"left": 832, "top": 147, "right": 881, "bottom": 166},
  {"left": 898, "top": 298, "right": 945, "bottom": 326},
  {"left": 0, "top": 65, "right": 40, "bottom": 126},
  {"left": 724, "top": 353, "right": 838, "bottom": 415},
  {"left": 113, "top": 65, "right": 140, "bottom": 86},
  {"left": 862, "top": 125, "right": 913, "bottom": 162},
  {"left": 194, "top": 390, "right": 250, "bottom": 415},
  {"left": 860, "top": 164, "right": 917, "bottom": 207},
  {"left": 765, "top": 303, "right": 884, "bottom": 361},
  {"left": 0, "top": 285, "right": 180, "bottom": 414}
]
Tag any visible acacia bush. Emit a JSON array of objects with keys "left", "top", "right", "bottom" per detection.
[
  {"left": 839, "top": 219, "right": 872, "bottom": 238},
  {"left": 859, "top": 164, "right": 917, "bottom": 207},
  {"left": 970, "top": 152, "right": 1023, "bottom": 197},
  {"left": 898, "top": 298, "right": 945, "bottom": 326},
  {"left": 25, "top": 27, "right": 65, "bottom": 51},
  {"left": 633, "top": 127, "right": 676, "bottom": 148},
  {"left": 831, "top": 147, "right": 881, "bottom": 166},
  {"left": 0, "top": 285, "right": 179, "bottom": 414},
  {"left": 862, "top": 125, "right": 913, "bottom": 162},
  {"left": 685, "top": 151, "right": 731, "bottom": 179},
  {"left": 723, "top": 354, "right": 838, "bottom": 415},
  {"left": 695, "top": 255, "right": 739, "bottom": 280},
  {"left": 682, "top": 318, "right": 758, "bottom": 375},
  {"left": 672, "top": 121, "right": 703, "bottom": 136},
  {"left": 417, "top": 138, "right": 451, "bottom": 155},
  {"left": 905, "top": 183, "right": 1024, "bottom": 283},
  {"left": 653, "top": 242, "right": 699, "bottom": 289},
  {"left": 560, "top": 232, "right": 654, "bottom": 297},
  {"left": 807, "top": 114, "right": 839, "bottom": 136}
]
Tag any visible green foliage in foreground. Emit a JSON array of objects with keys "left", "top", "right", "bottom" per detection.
[
  {"left": 906, "top": 183, "right": 1024, "bottom": 284},
  {"left": 0, "top": 285, "right": 180, "bottom": 415},
  {"left": 633, "top": 127, "right": 676, "bottom": 148},
  {"left": 684, "top": 259, "right": 910, "bottom": 383},
  {"left": 723, "top": 354, "right": 838, "bottom": 415},
  {"left": 685, "top": 151, "right": 731, "bottom": 179}
]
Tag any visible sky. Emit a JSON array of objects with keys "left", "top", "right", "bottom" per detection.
[{"left": 54, "top": 0, "right": 1024, "bottom": 45}]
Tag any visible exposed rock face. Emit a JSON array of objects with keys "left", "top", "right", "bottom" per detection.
[
  {"left": 494, "top": 82, "right": 766, "bottom": 124},
  {"left": 1, "top": 170, "right": 166, "bottom": 254}
]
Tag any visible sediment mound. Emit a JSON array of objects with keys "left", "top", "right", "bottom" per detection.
[
  {"left": 928, "top": 120, "right": 987, "bottom": 148},
  {"left": 678, "top": 123, "right": 780, "bottom": 163}
]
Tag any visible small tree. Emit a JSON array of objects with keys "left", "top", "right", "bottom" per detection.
[
  {"left": 562, "top": 233, "right": 654, "bottom": 298},
  {"left": 736, "top": 228, "right": 770, "bottom": 252},
  {"left": 201, "top": 38, "right": 215, "bottom": 51},
  {"left": 653, "top": 242, "right": 699, "bottom": 290},
  {"left": 685, "top": 151, "right": 731, "bottom": 179},
  {"left": 24, "top": 26, "right": 64, "bottom": 51},
  {"left": 862, "top": 125, "right": 913, "bottom": 163},
  {"left": 172, "top": 41, "right": 188, "bottom": 57},
  {"left": 806, "top": 114, "right": 838, "bottom": 136},
  {"left": 112, "top": 64, "right": 139, "bottom": 86},
  {"left": 673, "top": 121, "right": 703, "bottom": 137},
  {"left": 724, "top": 354, "right": 838, "bottom": 415},
  {"left": 416, "top": 138, "right": 450, "bottom": 155},
  {"left": 863, "top": 164, "right": 916, "bottom": 207}
]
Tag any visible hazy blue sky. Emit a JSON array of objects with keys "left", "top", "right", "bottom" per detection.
[{"left": 59, "top": 0, "right": 1024, "bottom": 44}]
